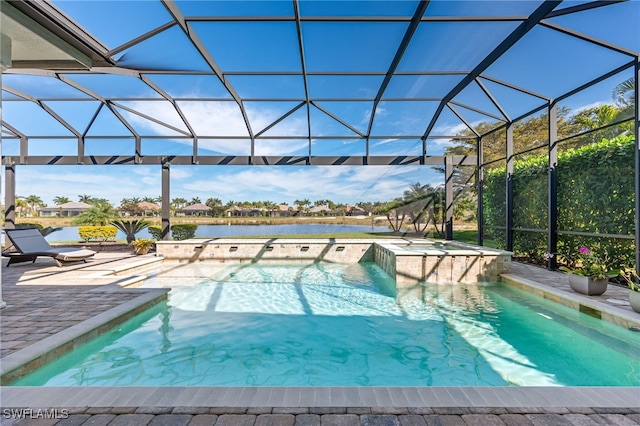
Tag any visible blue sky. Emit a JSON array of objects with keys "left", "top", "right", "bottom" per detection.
[{"left": 1, "top": 0, "right": 638, "bottom": 207}]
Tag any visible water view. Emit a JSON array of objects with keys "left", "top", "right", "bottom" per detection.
[{"left": 45, "top": 224, "right": 392, "bottom": 242}]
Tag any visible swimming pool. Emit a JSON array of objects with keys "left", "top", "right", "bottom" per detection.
[{"left": 12, "top": 262, "right": 640, "bottom": 387}]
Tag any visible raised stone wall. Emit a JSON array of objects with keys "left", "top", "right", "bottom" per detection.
[{"left": 155, "top": 239, "right": 375, "bottom": 264}]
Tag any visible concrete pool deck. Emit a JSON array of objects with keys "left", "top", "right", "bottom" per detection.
[{"left": 1, "top": 250, "right": 639, "bottom": 425}]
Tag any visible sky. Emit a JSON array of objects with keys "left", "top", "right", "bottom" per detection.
[{"left": 1, "top": 0, "right": 638, "bottom": 207}]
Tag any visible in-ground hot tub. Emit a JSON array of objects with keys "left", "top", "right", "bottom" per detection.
[{"left": 373, "top": 240, "right": 512, "bottom": 289}]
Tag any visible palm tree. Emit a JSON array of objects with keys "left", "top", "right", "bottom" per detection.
[
  {"left": 24, "top": 194, "right": 45, "bottom": 217},
  {"left": 78, "top": 194, "right": 94, "bottom": 204},
  {"left": 171, "top": 197, "right": 187, "bottom": 210},
  {"left": 72, "top": 201, "right": 115, "bottom": 226},
  {"left": 53, "top": 196, "right": 70, "bottom": 205},
  {"left": 190, "top": 197, "right": 201, "bottom": 205},
  {"left": 111, "top": 219, "right": 150, "bottom": 243},
  {"left": 612, "top": 77, "right": 635, "bottom": 108}
]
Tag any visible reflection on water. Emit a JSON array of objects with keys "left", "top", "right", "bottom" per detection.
[
  {"left": 45, "top": 223, "right": 392, "bottom": 242},
  {"left": 12, "top": 263, "right": 640, "bottom": 387}
]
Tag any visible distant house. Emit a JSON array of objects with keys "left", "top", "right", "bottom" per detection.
[
  {"left": 39, "top": 202, "right": 92, "bottom": 217},
  {"left": 346, "top": 204, "right": 368, "bottom": 216},
  {"left": 309, "top": 205, "right": 332, "bottom": 216},
  {"left": 277, "top": 204, "right": 297, "bottom": 217},
  {"left": 226, "top": 206, "right": 263, "bottom": 217},
  {"left": 183, "top": 203, "right": 212, "bottom": 216},
  {"left": 137, "top": 202, "right": 161, "bottom": 216}
]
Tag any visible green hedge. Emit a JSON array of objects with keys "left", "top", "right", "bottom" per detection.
[
  {"left": 148, "top": 225, "right": 163, "bottom": 240},
  {"left": 484, "top": 135, "right": 635, "bottom": 269},
  {"left": 171, "top": 224, "right": 197, "bottom": 240},
  {"left": 78, "top": 225, "right": 118, "bottom": 242},
  {"left": 147, "top": 224, "right": 197, "bottom": 240}
]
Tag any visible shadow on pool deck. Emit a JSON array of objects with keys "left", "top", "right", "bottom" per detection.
[{"left": 1, "top": 252, "right": 639, "bottom": 420}]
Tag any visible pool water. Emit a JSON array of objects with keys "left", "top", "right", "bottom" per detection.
[{"left": 13, "top": 262, "right": 640, "bottom": 387}]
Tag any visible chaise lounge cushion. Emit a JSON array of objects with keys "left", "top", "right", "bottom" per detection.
[{"left": 2, "top": 228, "right": 96, "bottom": 267}]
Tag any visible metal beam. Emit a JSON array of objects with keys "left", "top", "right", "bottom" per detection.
[
  {"left": 635, "top": 58, "right": 640, "bottom": 277},
  {"left": 293, "top": 0, "right": 312, "bottom": 162},
  {"left": 161, "top": 162, "right": 171, "bottom": 240},
  {"left": 548, "top": 103, "right": 559, "bottom": 271},
  {"left": 444, "top": 156, "right": 454, "bottom": 240},
  {"left": 477, "top": 136, "right": 484, "bottom": 246},
  {"left": 540, "top": 21, "right": 638, "bottom": 58},
  {"left": 505, "top": 124, "right": 514, "bottom": 251},
  {"left": 366, "top": 1, "right": 430, "bottom": 149},
  {"left": 1, "top": 154, "right": 477, "bottom": 167}
]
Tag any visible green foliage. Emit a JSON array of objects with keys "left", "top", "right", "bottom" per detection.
[
  {"left": 484, "top": 135, "right": 635, "bottom": 270},
  {"left": 148, "top": 226, "right": 163, "bottom": 240},
  {"left": 171, "top": 224, "right": 197, "bottom": 240},
  {"left": 111, "top": 219, "right": 150, "bottom": 243},
  {"left": 71, "top": 201, "right": 115, "bottom": 226},
  {"left": 78, "top": 225, "right": 118, "bottom": 242}
]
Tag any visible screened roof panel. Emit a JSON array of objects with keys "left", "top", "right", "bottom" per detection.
[
  {"left": 384, "top": 75, "right": 465, "bottom": 99},
  {"left": 452, "top": 82, "right": 507, "bottom": 120},
  {"left": 431, "top": 107, "right": 470, "bottom": 137},
  {"left": 244, "top": 101, "right": 303, "bottom": 134},
  {"left": 370, "top": 101, "right": 440, "bottom": 136},
  {"left": 299, "top": 0, "right": 418, "bottom": 17},
  {"left": 2, "top": 90, "right": 20, "bottom": 100},
  {"left": 2, "top": 74, "right": 91, "bottom": 98},
  {"left": 176, "top": 101, "right": 250, "bottom": 137},
  {"left": 398, "top": 21, "right": 521, "bottom": 72},
  {"left": 311, "top": 101, "right": 373, "bottom": 134},
  {"left": 307, "top": 75, "right": 383, "bottom": 99},
  {"left": 62, "top": 74, "right": 162, "bottom": 98},
  {"left": 2, "top": 0, "right": 637, "bottom": 159},
  {"left": 84, "top": 138, "right": 134, "bottom": 155},
  {"left": 116, "top": 26, "right": 212, "bottom": 72},
  {"left": 190, "top": 22, "right": 302, "bottom": 72},
  {"left": 113, "top": 106, "right": 186, "bottom": 137},
  {"left": 84, "top": 108, "right": 134, "bottom": 137},
  {"left": 2, "top": 101, "right": 74, "bottom": 136},
  {"left": 255, "top": 139, "right": 309, "bottom": 156},
  {"left": 546, "top": 2, "right": 640, "bottom": 53},
  {"left": 311, "top": 139, "right": 365, "bottom": 156},
  {"left": 198, "top": 139, "right": 251, "bottom": 156},
  {"left": 176, "top": 1, "right": 294, "bottom": 17},
  {"left": 51, "top": 1, "right": 173, "bottom": 50},
  {"left": 424, "top": 1, "right": 543, "bottom": 16},
  {"left": 477, "top": 78, "right": 547, "bottom": 119},
  {"left": 116, "top": 101, "right": 190, "bottom": 133},
  {"left": 484, "top": 25, "right": 632, "bottom": 99},
  {"left": 260, "top": 106, "right": 308, "bottom": 137},
  {"left": 226, "top": 75, "right": 305, "bottom": 99},
  {"left": 369, "top": 139, "right": 422, "bottom": 156},
  {"left": 142, "top": 74, "right": 231, "bottom": 99},
  {"left": 310, "top": 105, "right": 361, "bottom": 137},
  {"left": 302, "top": 22, "right": 408, "bottom": 72},
  {"left": 43, "top": 100, "right": 102, "bottom": 134},
  {"left": 141, "top": 139, "right": 193, "bottom": 156},
  {"left": 29, "top": 139, "right": 78, "bottom": 156}
]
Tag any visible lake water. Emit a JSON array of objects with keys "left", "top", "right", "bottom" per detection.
[{"left": 44, "top": 223, "right": 392, "bottom": 242}]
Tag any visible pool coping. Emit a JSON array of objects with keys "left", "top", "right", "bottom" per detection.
[
  {"left": 0, "top": 287, "right": 169, "bottom": 384},
  {"left": 1, "top": 386, "right": 638, "bottom": 409},
  {"left": 501, "top": 273, "right": 640, "bottom": 330}
]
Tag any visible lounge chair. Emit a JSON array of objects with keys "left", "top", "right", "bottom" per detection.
[{"left": 2, "top": 228, "right": 96, "bottom": 267}]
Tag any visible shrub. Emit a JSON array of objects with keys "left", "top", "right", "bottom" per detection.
[
  {"left": 171, "top": 224, "right": 197, "bottom": 240},
  {"left": 111, "top": 219, "right": 150, "bottom": 243},
  {"left": 148, "top": 226, "right": 163, "bottom": 240},
  {"left": 78, "top": 225, "right": 118, "bottom": 242}
]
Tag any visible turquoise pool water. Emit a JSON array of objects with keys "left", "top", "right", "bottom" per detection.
[{"left": 13, "top": 262, "right": 640, "bottom": 386}]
